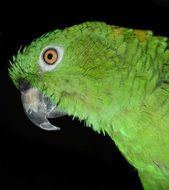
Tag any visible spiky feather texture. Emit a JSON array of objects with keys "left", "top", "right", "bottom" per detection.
[{"left": 9, "top": 22, "right": 169, "bottom": 189}]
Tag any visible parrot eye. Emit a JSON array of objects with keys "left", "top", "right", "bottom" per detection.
[
  {"left": 39, "top": 46, "right": 64, "bottom": 71},
  {"left": 43, "top": 49, "right": 58, "bottom": 65}
]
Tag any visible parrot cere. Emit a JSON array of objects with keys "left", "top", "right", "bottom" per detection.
[{"left": 9, "top": 22, "right": 169, "bottom": 190}]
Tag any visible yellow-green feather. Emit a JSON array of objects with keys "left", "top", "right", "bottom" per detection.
[{"left": 9, "top": 22, "right": 169, "bottom": 189}]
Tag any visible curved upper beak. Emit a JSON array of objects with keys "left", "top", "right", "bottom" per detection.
[{"left": 19, "top": 79, "right": 65, "bottom": 131}]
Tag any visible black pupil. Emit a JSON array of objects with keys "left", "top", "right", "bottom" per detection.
[{"left": 47, "top": 53, "right": 53, "bottom": 60}]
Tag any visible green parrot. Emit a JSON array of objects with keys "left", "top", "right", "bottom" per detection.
[{"left": 9, "top": 22, "right": 169, "bottom": 190}]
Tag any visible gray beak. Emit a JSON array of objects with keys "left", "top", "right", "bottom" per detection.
[{"left": 19, "top": 80, "right": 65, "bottom": 131}]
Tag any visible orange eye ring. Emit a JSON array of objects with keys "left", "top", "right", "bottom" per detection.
[{"left": 43, "top": 48, "right": 58, "bottom": 65}]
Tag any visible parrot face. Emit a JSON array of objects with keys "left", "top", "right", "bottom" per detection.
[
  {"left": 9, "top": 22, "right": 115, "bottom": 131},
  {"left": 9, "top": 21, "right": 169, "bottom": 189}
]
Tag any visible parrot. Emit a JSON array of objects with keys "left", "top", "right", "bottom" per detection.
[{"left": 8, "top": 21, "right": 169, "bottom": 190}]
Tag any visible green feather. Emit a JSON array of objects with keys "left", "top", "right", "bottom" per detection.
[{"left": 9, "top": 21, "right": 169, "bottom": 190}]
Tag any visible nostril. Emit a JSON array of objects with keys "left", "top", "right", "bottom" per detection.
[{"left": 19, "top": 79, "right": 31, "bottom": 92}]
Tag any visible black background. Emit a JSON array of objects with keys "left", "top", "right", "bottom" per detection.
[{"left": 0, "top": 0, "right": 169, "bottom": 189}]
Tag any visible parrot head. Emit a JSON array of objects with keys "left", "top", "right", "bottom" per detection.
[{"left": 9, "top": 22, "right": 116, "bottom": 132}]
